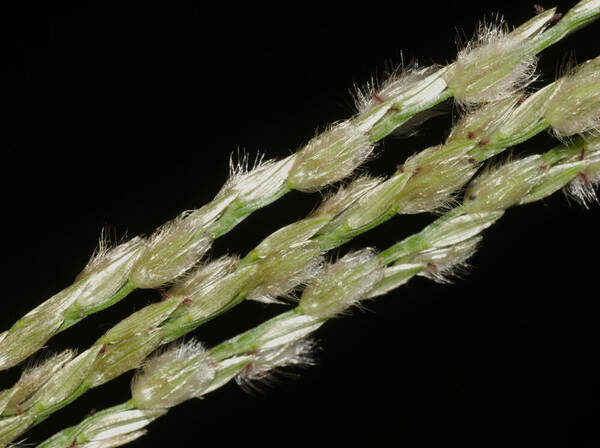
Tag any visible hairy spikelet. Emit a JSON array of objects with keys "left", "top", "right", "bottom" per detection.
[
  {"left": 235, "top": 338, "right": 317, "bottom": 393},
  {"left": 218, "top": 154, "right": 295, "bottom": 209},
  {"left": 396, "top": 152, "right": 478, "bottom": 214},
  {"left": 546, "top": 56, "right": 600, "bottom": 137},
  {"left": 414, "top": 237, "right": 481, "bottom": 284},
  {"left": 464, "top": 155, "right": 545, "bottom": 212},
  {"left": 167, "top": 256, "right": 239, "bottom": 299},
  {"left": 287, "top": 121, "right": 374, "bottom": 192},
  {"left": 131, "top": 340, "right": 214, "bottom": 409},
  {"left": 311, "top": 175, "right": 383, "bottom": 219},
  {"left": 299, "top": 249, "right": 384, "bottom": 318},
  {"left": 447, "top": 95, "right": 520, "bottom": 143},
  {"left": 0, "top": 350, "right": 75, "bottom": 415},
  {"left": 11, "top": 4, "right": 600, "bottom": 447},
  {"left": 565, "top": 145, "right": 600, "bottom": 207},
  {"left": 129, "top": 212, "right": 213, "bottom": 289},
  {"left": 445, "top": 11, "right": 550, "bottom": 105},
  {"left": 354, "top": 63, "right": 442, "bottom": 113},
  {"left": 247, "top": 243, "right": 323, "bottom": 304}
]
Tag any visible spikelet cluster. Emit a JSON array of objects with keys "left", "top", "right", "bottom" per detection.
[
  {"left": 6, "top": 4, "right": 600, "bottom": 447},
  {"left": 0, "top": 237, "right": 144, "bottom": 371},
  {"left": 5, "top": 0, "right": 598, "bottom": 382},
  {"left": 34, "top": 334, "right": 319, "bottom": 448},
  {"left": 6, "top": 71, "right": 600, "bottom": 448},
  {"left": 32, "top": 133, "right": 600, "bottom": 448}
]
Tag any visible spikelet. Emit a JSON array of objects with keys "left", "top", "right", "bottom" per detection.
[
  {"left": 246, "top": 242, "right": 323, "bottom": 304},
  {"left": 217, "top": 154, "right": 295, "bottom": 210},
  {"left": 20, "top": 345, "right": 102, "bottom": 413},
  {"left": 287, "top": 121, "right": 374, "bottom": 192},
  {"left": 319, "top": 174, "right": 408, "bottom": 240},
  {"left": 129, "top": 211, "right": 214, "bottom": 289},
  {"left": 445, "top": 9, "right": 556, "bottom": 105},
  {"left": 43, "top": 408, "right": 163, "bottom": 448},
  {"left": 131, "top": 340, "right": 215, "bottom": 409},
  {"left": 421, "top": 210, "right": 504, "bottom": 248},
  {"left": 76, "top": 235, "right": 145, "bottom": 282},
  {"left": 235, "top": 338, "right": 317, "bottom": 392},
  {"left": 545, "top": 56, "right": 600, "bottom": 137},
  {"left": 395, "top": 152, "right": 478, "bottom": 214},
  {"left": 464, "top": 155, "right": 546, "bottom": 212},
  {"left": 446, "top": 95, "right": 520, "bottom": 144},
  {"left": 354, "top": 64, "right": 445, "bottom": 115},
  {"left": 311, "top": 175, "right": 383, "bottom": 219},
  {"left": 69, "top": 416, "right": 154, "bottom": 448},
  {"left": 0, "top": 414, "right": 36, "bottom": 448},
  {"left": 68, "top": 237, "right": 146, "bottom": 311},
  {"left": 367, "top": 237, "right": 480, "bottom": 298},
  {"left": 253, "top": 216, "right": 330, "bottom": 257},
  {"left": 170, "top": 265, "right": 257, "bottom": 328},
  {"left": 412, "top": 237, "right": 481, "bottom": 284},
  {"left": 565, "top": 144, "right": 600, "bottom": 207},
  {"left": 0, "top": 350, "right": 75, "bottom": 415},
  {"left": 0, "top": 237, "right": 144, "bottom": 371},
  {"left": 245, "top": 216, "right": 329, "bottom": 303},
  {"left": 167, "top": 256, "right": 239, "bottom": 299},
  {"left": 298, "top": 249, "right": 384, "bottom": 318},
  {"left": 90, "top": 332, "right": 164, "bottom": 389}
]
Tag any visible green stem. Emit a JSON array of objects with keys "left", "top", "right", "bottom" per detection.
[{"left": 377, "top": 234, "right": 426, "bottom": 266}]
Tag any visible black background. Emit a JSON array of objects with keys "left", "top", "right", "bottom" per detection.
[{"left": 2, "top": 1, "right": 600, "bottom": 446}]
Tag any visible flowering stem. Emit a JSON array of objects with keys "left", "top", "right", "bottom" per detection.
[
  {"left": 35, "top": 133, "right": 600, "bottom": 447},
  {"left": 2, "top": 1, "right": 596, "bottom": 372},
  {"left": 3, "top": 63, "right": 600, "bottom": 444}
]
